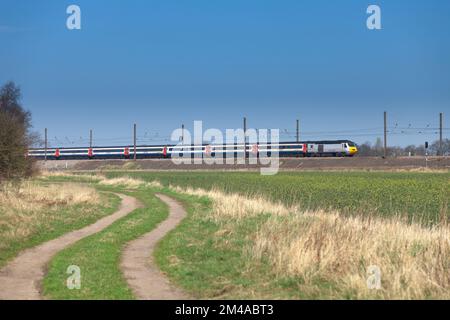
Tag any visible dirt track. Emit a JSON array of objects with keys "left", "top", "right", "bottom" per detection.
[
  {"left": 0, "top": 194, "right": 140, "bottom": 300},
  {"left": 121, "top": 194, "right": 188, "bottom": 300},
  {"left": 39, "top": 156, "right": 450, "bottom": 171}
]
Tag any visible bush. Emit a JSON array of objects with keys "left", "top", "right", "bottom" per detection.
[{"left": 0, "top": 82, "right": 36, "bottom": 181}]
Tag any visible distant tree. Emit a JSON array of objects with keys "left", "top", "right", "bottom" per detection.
[
  {"left": 414, "top": 145, "right": 426, "bottom": 156},
  {"left": 430, "top": 139, "right": 450, "bottom": 156},
  {"left": 388, "top": 146, "right": 404, "bottom": 157},
  {"left": 356, "top": 139, "right": 433, "bottom": 157},
  {"left": 0, "top": 81, "right": 36, "bottom": 181},
  {"left": 356, "top": 141, "right": 375, "bottom": 156},
  {"left": 404, "top": 145, "right": 416, "bottom": 156},
  {"left": 373, "top": 137, "right": 383, "bottom": 156}
]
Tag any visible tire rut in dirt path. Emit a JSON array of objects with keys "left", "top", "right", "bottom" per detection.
[
  {"left": 0, "top": 194, "right": 141, "bottom": 300},
  {"left": 121, "top": 193, "right": 188, "bottom": 300}
]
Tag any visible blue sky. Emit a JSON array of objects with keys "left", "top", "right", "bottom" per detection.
[{"left": 1, "top": 0, "right": 449, "bottom": 147}]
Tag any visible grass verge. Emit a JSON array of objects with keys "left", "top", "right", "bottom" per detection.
[{"left": 154, "top": 190, "right": 280, "bottom": 299}]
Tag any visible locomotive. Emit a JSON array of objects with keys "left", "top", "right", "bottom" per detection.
[{"left": 28, "top": 140, "right": 358, "bottom": 160}]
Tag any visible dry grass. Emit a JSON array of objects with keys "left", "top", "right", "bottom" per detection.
[
  {"left": 169, "top": 184, "right": 450, "bottom": 299},
  {"left": 98, "top": 176, "right": 162, "bottom": 189},
  {"left": 169, "top": 185, "right": 293, "bottom": 220},
  {"left": 0, "top": 181, "right": 100, "bottom": 212},
  {"left": 40, "top": 172, "right": 163, "bottom": 189},
  {"left": 97, "top": 161, "right": 142, "bottom": 171},
  {"left": 98, "top": 176, "right": 147, "bottom": 189},
  {"left": 0, "top": 181, "right": 102, "bottom": 258},
  {"left": 40, "top": 171, "right": 78, "bottom": 178},
  {"left": 388, "top": 167, "right": 449, "bottom": 174},
  {"left": 254, "top": 212, "right": 450, "bottom": 299},
  {"left": 40, "top": 171, "right": 103, "bottom": 182}
]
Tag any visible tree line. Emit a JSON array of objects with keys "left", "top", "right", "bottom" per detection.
[{"left": 357, "top": 137, "right": 449, "bottom": 157}]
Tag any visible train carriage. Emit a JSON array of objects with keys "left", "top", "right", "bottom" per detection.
[{"left": 28, "top": 140, "right": 358, "bottom": 160}]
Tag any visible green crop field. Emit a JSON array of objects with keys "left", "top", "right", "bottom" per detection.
[{"left": 107, "top": 171, "right": 449, "bottom": 225}]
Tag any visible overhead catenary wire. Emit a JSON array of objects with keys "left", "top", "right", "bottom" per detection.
[{"left": 25, "top": 116, "right": 448, "bottom": 149}]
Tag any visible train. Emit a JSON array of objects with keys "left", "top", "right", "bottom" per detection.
[{"left": 28, "top": 140, "right": 358, "bottom": 160}]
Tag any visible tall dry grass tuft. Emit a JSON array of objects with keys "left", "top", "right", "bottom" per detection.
[
  {"left": 39, "top": 171, "right": 103, "bottom": 182},
  {"left": 40, "top": 172, "right": 163, "bottom": 189},
  {"left": 0, "top": 181, "right": 101, "bottom": 254},
  {"left": 40, "top": 171, "right": 78, "bottom": 178},
  {"left": 145, "top": 180, "right": 164, "bottom": 188},
  {"left": 98, "top": 176, "right": 162, "bottom": 189},
  {"left": 98, "top": 176, "right": 146, "bottom": 189},
  {"left": 253, "top": 212, "right": 450, "bottom": 299},
  {"left": 169, "top": 184, "right": 450, "bottom": 299},
  {"left": 0, "top": 181, "right": 100, "bottom": 212},
  {"left": 169, "top": 185, "right": 294, "bottom": 219}
]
